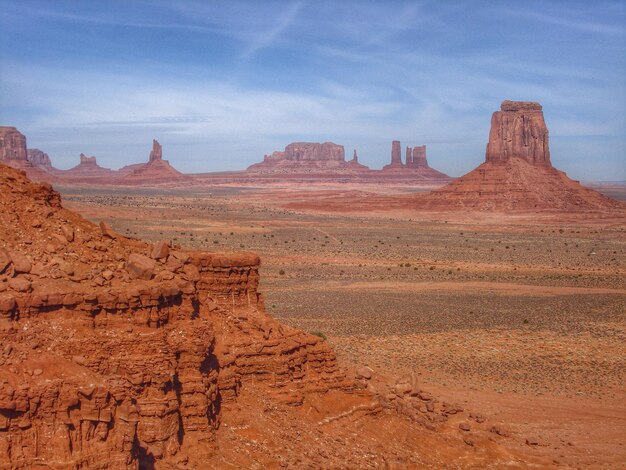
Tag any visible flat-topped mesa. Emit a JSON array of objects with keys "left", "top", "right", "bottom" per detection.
[
  {"left": 149, "top": 139, "right": 163, "bottom": 162},
  {"left": 0, "top": 126, "right": 28, "bottom": 163},
  {"left": 27, "top": 149, "right": 52, "bottom": 170},
  {"left": 283, "top": 142, "right": 345, "bottom": 161},
  {"left": 486, "top": 100, "right": 551, "bottom": 166}
]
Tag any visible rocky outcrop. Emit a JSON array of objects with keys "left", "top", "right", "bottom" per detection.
[
  {"left": 485, "top": 101, "right": 550, "bottom": 166},
  {"left": 26, "top": 149, "right": 53, "bottom": 171},
  {"left": 0, "top": 164, "right": 347, "bottom": 468},
  {"left": 0, "top": 127, "right": 28, "bottom": 163},
  {"left": 415, "top": 100, "right": 624, "bottom": 211}
]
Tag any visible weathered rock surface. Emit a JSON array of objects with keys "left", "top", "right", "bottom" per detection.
[
  {"left": 0, "top": 163, "right": 349, "bottom": 468},
  {"left": 486, "top": 101, "right": 550, "bottom": 166},
  {"left": 149, "top": 139, "right": 162, "bottom": 162},
  {"left": 26, "top": 149, "right": 53, "bottom": 171},
  {"left": 248, "top": 141, "right": 370, "bottom": 174},
  {"left": 0, "top": 127, "right": 27, "bottom": 163},
  {"left": 416, "top": 100, "right": 625, "bottom": 211}
]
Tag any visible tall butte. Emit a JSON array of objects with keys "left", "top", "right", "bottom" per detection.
[{"left": 417, "top": 100, "right": 624, "bottom": 212}]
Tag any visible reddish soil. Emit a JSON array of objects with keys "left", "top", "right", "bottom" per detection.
[{"left": 58, "top": 182, "right": 626, "bottom": 468}]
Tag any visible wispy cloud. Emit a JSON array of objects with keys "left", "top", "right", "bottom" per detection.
[
  {"left": 507, "top": 9, "right": 625, "bottom": 35},
  {"left": 0, "top": 1, "right": 624, "bottom": 179},
  {"left": 241, "top": 1, "right": 305, "bottom": 58}
]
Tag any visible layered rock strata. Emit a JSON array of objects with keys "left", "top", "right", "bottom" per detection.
[
  {"left": 0, "top": 127, "right": 28, "bottom": 164},
  {"left": 26, "top": 149, "right": 53, "bottom": 171},
  {"left": 0, "top": 164, "right": 346, "bottom": 468}
]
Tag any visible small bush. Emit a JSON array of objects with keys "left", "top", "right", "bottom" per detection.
[
  {"left": 279, "top": 269, "right": 285, "bottom": 275},
  {"left": 311, "top": 331, "right": 327, "bottom": 341}
]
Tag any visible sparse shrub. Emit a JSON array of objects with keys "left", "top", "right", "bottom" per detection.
[
  {"left": 523, "top": 319, "right": 529, "bottom": 324},
  {"left": 311, "top": 331, "right": 327, "bottom": 341},
  {"left": 279, "top": 269, "right": 285, "bottom": 275}
]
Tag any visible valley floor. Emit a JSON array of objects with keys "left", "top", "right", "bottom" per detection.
[{"left": 60, "top": 183, "right": 626, "bottom": 468}]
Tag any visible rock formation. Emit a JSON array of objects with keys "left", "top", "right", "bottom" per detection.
[
  {"left": 380, "top": 140, "right": 450, "bottom": 181},
  {"left": 408, "top": 146, "right": 428, "bottom": 168},
  {"left": 351, "top": 149, "right": 359, "bottom": 163},
  {"left": 0, "top": 127, "right": 52, "bottom": 183},
  {"left": 383, "top": 140, "right": 402, "bottom": 169},
  {"left": 247, "top": 142, "right": 370, "bottom": 174},
  {"left": 63, "top": 153, "right": 116, "bottom": 179},
  {"left": 0, "top": 127, "right": 28, "bottom": 164},
  {"left": 485, "top": 101, "right": 550, "bottom": 166},
  {"left": 149, "top": 139, "right": 162, "bottom": 162},
  {"left": 415, "top": 100, "right": 624, "bottom": 211},
  {"left": 0, "top": 163, "right": 348, "bottom": 468},
  {"left": 0, "top": 163, "right": 529, "bottom": 467},
  {"left": 26, "top": 149, "right": 53, "bottom": 171},
  {"left": 119, "top": 139, "right": 187, "bottom": 184}
]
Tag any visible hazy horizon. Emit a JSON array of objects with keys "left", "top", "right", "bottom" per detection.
[{"left": 1, "top": 1, "right": 625, "bottom": 179}]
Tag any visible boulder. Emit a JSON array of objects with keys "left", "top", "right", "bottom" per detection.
[
  {"left": 9, "top": 251, "right": 31, "bottom": 274},
  {"left": 126, "top": 253, "right": 156, "bottom": 280},
  {"left": 151, "top": 240, "right": 170, "bottom": 260},
  {"left": 8, "top": 277, "right": 31, "bottom": 293},
  {"left": 99, "top": 221, "right": 116, "bottom": 239}
]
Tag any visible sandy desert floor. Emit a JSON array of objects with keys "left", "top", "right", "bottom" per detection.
[{"left": 58, "top": 183, "right": 626, "bottom": 468}]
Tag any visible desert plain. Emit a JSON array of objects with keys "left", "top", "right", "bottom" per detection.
[{"left": 58, "top": 181, "right": 626, "bottom": 468}]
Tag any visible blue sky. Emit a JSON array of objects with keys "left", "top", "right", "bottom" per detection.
[{"left": 1, "top": 0, "right": 624, "bottom": 179}]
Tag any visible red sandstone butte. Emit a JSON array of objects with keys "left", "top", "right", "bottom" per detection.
[
  {"left": 0, "top": 127, "right": 54, "bottom": 182},
  {"left": 63, "top": 153, "right": 117, "bottom": 179},
  {"left": 415, "top": 100, "right": 625, "bottom": 211},
  {"left": 26, "top": 149, "right": 54, "bottom": 171},
  {"left": 118, "top": 139, "right": 189, "bottom": 184}
]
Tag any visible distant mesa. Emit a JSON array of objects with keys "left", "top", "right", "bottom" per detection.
[
  {"left": 0, "top": 127, "right": 51, "bottom": 181},
  {"left": 0, "top": 126, "right": 28, "bottom": 164},
  {"left": 63, "top": 153, "right": 115, "bottom": 178},
  {"left": 27, "top": 148, "right": 53, "bottom": 171},
  {"left": 416, "top": 100, "right": 624, "bottom": 211},
  {"left": 248, "top": 141, "right": 369, "bottom": 173}
]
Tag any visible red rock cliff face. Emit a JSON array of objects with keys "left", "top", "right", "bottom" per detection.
[
  {"left": 26, "top": 149, "right": 52, "bottom": 170},
  {"left": 0, "top": 127, "right": 28, "bottom": 163},
  {"left": 485, "top": 101, "right": 550, "bottom": 166},
  {"left": 0, "top": 164, "right": 346, "bottom": 468},
  {"left": 282, "top": 142, "right": 345, "bottom": 161}
]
